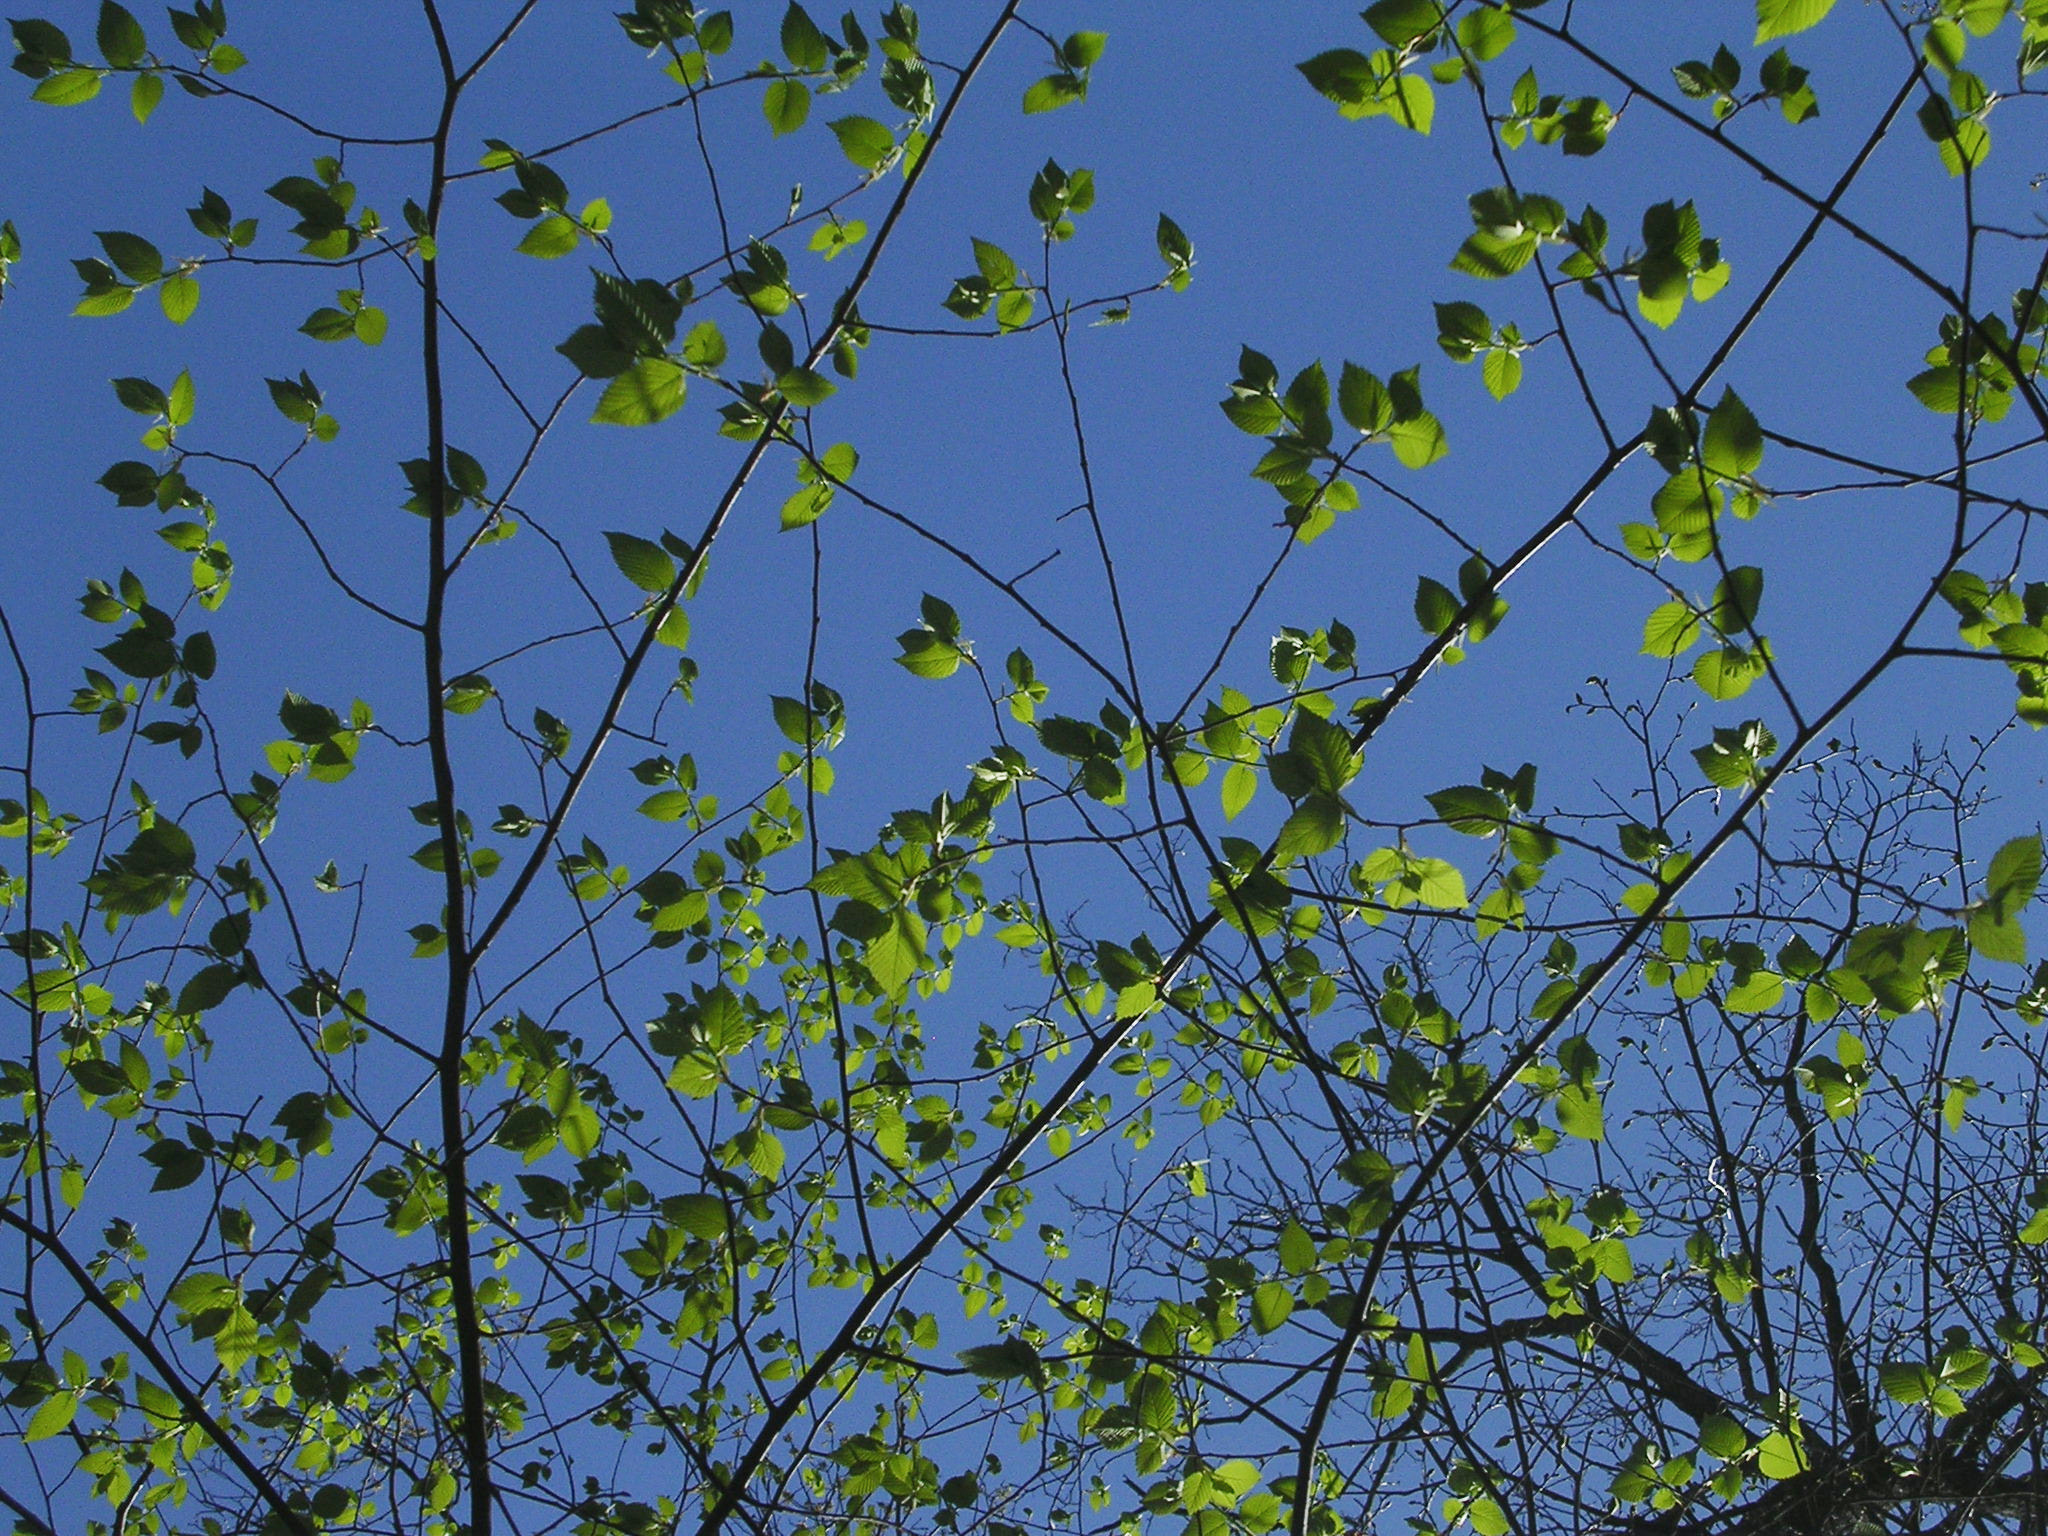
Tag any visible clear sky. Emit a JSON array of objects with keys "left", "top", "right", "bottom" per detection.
[{"left": 4, "top": 2, "right": 2046, "bottom": 1532}]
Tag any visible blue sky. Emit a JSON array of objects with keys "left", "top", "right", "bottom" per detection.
[
  {"left": 4, "top": 1, "right": 2047, "bottom": 1532},
  {"left": 2, "top": 2, "right": 2032, "bottom": 828}
]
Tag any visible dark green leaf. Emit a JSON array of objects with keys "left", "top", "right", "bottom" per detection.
[
  {"left": 97, "top": 1, "right": 145, "bottom": 66},
  {"left": 1365, "top": 0, "right": 1441, "bottom": 47},
  {"left": 558, "top": 324, "right": 634, "bottom": 379},
  {"left": 1414, "top": 576, "right": 1459, "bottom": 635},
  {"left": 176, "top": 962, "right": 238, "bottom": 1014},
  {"left": 958, "top": 1339, "right": 1047, "bottom": 1386},
  {"left": 1427, "top": 785, "right": 1510, "bottom": 834}
]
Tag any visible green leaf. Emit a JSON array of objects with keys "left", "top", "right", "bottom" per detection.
[
  {"left": 517, "top": 213, "right": 581, "bottom": 258},
  {"left": 1222, "top": 390, "right": 1278, "bottom": 436},
  {"left": 1920, "top": 93, "right": 1992, "bottom": 175},
  {"left": 1709, "top": 567, "right": 1765, "bottom": 634},
  {"left": 1693, "top": 720, "right": 1778, "bottom": 789},
  {"left": 177, "top": 962, "right": 239, "bottom": 1014},
  {"left": 143, "top": 1137, "right": 204, "bottom": 1189},
  {"left": 1407, "top": 857, "right": 1467, "bottom": 909},
  {"left": 24, "top": 1389, "right": 79, "bottom": 1442},
  {"left": 996, "top": 287, "right": 1036, "bottom": 331},
  {"left": 1451, "top": 229, "right": 1537, "bottom": 279},
  {"left": 9, "top": 15, "right": 73, "bottom": 65},
  {"left": 1907, "top": 366, "right": 1963, "bottom": 415},
  {"left": 591, "top": 270, "right": 681, "bottom": 353},
  {"left": 1278, "top": 1219, "right": 1316, "bottom": 1274},
  {"left": 1388, "top": 411, "right": 1447, "bottom": 468},
  {"left": 1414, "top": 575, "right": 1459, "bottom": 635},
  {"left": 167, "top": 368, "right": 195, "bottom": 427},
  {"left": 1701, "top": 388, "right": 1763, "bottom": 478},
  {"left": 1642, "top": 601, "right": 1701, "bottom": 658},
  {"left": 1251, "top": 1281, "right": 1294, "bottom": 1334},
  {"left": 1971, "top": 910, "right": 2029, "bottom": 964},
  {"left": 682, "top": 320, "right": 727, "bottom": 369},
  {"left": 87, "top": 820, "right": 196, "bottom": 916},
  {"left": 559, "top": 1099, "right": 601, "bottom": 1157},
  {"left": 1274, "top": 795, "right": 1344, "bottom": 862},
  {"left": 1434, "top": 300, "right": 1490, "bottom": 357},
  {"left": 1756, "top": 0, "right": 1835, "bottom": 41},
  {"left": 1652, "top": 471, "right": 1716, "bottom": 555},
  {"left": 972, "top": 237, "right": 1018, "bottom": 288},
  {"left": 1880, "top": 1360, "right": 1934, "bottom": 1405},
  {"left": 1222, "top": 763, "right": 1257, "bottom": 821},
  {"left": 819, "top": 441, "right": 858, "bottom": 481},
  {"left": 777, "top": 366, "right": 835, "bottom": 406},
  {"left": 604, "top": 530, "right": 677, "bottom": 593},
  {"left": 1286, "top": 708, "right": 1361, "bottom": 795},
  {"left": 829, "top": 115, "right": 893, "bottom": 170},
  {"left": 763, "top": 78, "right": 811, "bottom": 134},
  {"left": 1693, "top": 644, "right": 1768, "bottom": 701},
  {"left": 958, "top": 1339, "right": 1047, "bottom": 1386},
  {"left": 98, "top": 1, "right": 145, "bottom": 65},
  {"left": 74, "top": 284, "right": 135, "bottom": 317},
  {"left": 1753, "top": 0, "right": 1835, "bottom": 40},
  {"left": 591, "top": 356, "right": 687, "bottom": 426},
  {"left": 895, "top": 629, "right": 963, "bottom": 678},
  {"left": 1426, "top": 785, "right": 1509, "bottom": 835},
  {"left": 1365, "top": 0, "right": 1441, "bottom": 48},
  {"left": 864, "top": 908, "right": 926, "bottom": 996},
  {"left": 1966, "top": 843, "right": 2031, "bottom": 962},
  {"left": 1754, "top": 1428, "right": 1808, "bottom": 1479},
  {"left": 130, "top": 67, "right": 163, "bottom": 122},
  {"left": 159, "top": 271, "right": 199, "bottom": 323},
  {"left": 1724, "top": 970, "right": 1785, "bottom": 1014},
  {"left": 780, "top": 1, "right": 827, "bottom": 69},
  {"left": 33, "top": 67, "right": 103, "bottom": 105},
  {"left": 1387, "top": 72, "right": 1434, "bottom": 133},
  {"left": 1481, "top": 349, "right": 1522, "bottom": 399},
  {"left": 1156, "top": 213, "right": 1193, "bottom": 287},
  {"left": 1699, "top": 1415, "right": 1748, "bottom": 1459},
  {"left": 1022, "top": 73, "right": 1085, "bottom": 114},
  {"left": 1985, "top": 833, "right": 2043, "bottom": 913},
  {"left": 1458, "top": 6, "right": 1515, "bottom": 61},
  {"left": 1943, "top": 1077, "right": 1979, "bottom": 1131},
  {"left": 98, "top": 229, "right": 163, "bottom": 283},
  {"left": 664, "top": 1193, "right": 729, "bottom": 1239},
  {"left": 1556, "top": 1083, "right": 1603, "bottom": 1141},
  {"left": 780, "top": 482, "right": 833, "bottom": 530},
  {"left": 1061, "top": 30, "right": 1106, "bottom": 68},
  {"left": 558, "top": 325, "right": 633, "bottom": 379},
  {"left": 300, "top": 306, "right": 354, "bottom": 342}
]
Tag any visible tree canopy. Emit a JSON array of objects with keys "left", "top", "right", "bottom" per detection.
[{"left": 4, "top": 2, "right": 2048, "bottom": 1535}]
